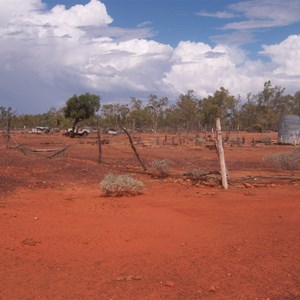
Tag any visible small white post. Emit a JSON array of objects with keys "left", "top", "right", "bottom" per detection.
[{"left": 216, "top": 118, "right": 228, "bottom": 189}]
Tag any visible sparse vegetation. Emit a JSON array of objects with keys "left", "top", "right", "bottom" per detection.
[
  {"left": 190, "top": 167, "right": 210, "bottom": 179},
  {"left": 228, "top": 136, "right": 241, "bottom": 145},
  {"left": 195, "top": 137, "right": 206, "bottom": 145},
  {"left": 5, "top": 81, "right": 300, "bottom": 133},
  {"left": 264, "top": 149, "right": 300, "bottom": 175},
  {"left": 100, "top": 174, "right": 144, "bottom": 197},
  {"left": 261, "top": 135, "right": 272, "bottom": 145},
  {"left": 151, "top": 159, "right": 171, "bottom": 177}
]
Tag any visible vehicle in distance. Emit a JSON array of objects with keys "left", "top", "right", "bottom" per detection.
[
  {"left": 28, "top": 127, "right": 52, "bottom": 134},
  {"left": 64, "top": 127, "right": 91, "bottom": 137},
  {"left": 107, "top": 129, "right": 118, "bottom": 135}
]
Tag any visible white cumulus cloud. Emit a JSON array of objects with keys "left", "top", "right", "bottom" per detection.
[
  {"left": 261, "top": 35, "right": 300, "bottom": 76},
  {"left": 163, "top": 41, "right": 259, "bottom": 98}
]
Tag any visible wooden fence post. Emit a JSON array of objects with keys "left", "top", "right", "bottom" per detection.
[
  {"left": 97, "top": 116, "right": 102, "bottom": 163},
  {"left": 156, "top": 136, "right": 160, "bottom": 145},
  {"left": 216, "top": 118, "right": 228, "bottom": 189},
  {"left": 120, "top": 125, "right": 147, "bottom": 171}
]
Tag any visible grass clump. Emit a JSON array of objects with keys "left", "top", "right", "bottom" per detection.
[
  {"left": 100, "top": 173, "right": 144, "bottom": 197},
  {"left": 228, "top": 136, "right": 241, "bottom": 143},
  {"left": 261, "top": 135, "right": 272, "bottom": 145},
  {"left": 190, "top": 168, "right": 210, "bottom": 179},
  {"left": 151, "top": 159, "right": 171, "bottom": 177},
  {"left": 195, "top": 137, "right": 206, "bottom": 146},
  {"left": 264, "top": 149, "right": 300, "bottom": 175}
]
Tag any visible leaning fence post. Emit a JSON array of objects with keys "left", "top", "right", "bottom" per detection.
[
  {"left": 119, "top": 125, "right": 147, "bottom": 171},
  {"left": 97, "top": 116, "right": 102, "bottom": 163},
  {"left": 216, "top": 118, "right": 228, "bottom": 189}
]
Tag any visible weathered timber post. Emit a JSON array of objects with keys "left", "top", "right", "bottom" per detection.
[
  {"left": 216, "top": 118, "right": 228, "bottom": 189},
  {"left": 97, "top": 116, "right": 102, "bottom": 163},
  {"left": 5, "top": 112, "right": 12, "bottom": 149},
  {"left": 172, "top": 136, "right": 176, "bottom": 145},
  {"left": 119, "top": 125, "right": 147, "bottom": 171},
  {"left": 156, "top": 136, "right": 160, "bottom": 145}
]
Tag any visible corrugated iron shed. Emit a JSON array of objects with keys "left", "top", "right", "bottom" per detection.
[{"left": 278, "top": 115, "right": 300, "bottom": 145}]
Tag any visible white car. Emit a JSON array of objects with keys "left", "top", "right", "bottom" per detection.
[
  {"left": 108, "top": 129, "right": 118, "bottom": 135},
  {"left": 28, "top": 127, "right": 52, "bottom": 134},
  {"left": 65, "top": 127, "right": 90, "bottom": 137}
]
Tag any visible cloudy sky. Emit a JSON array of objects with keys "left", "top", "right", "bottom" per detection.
[{"left": 1, "top": 0, "right": 300, "bottom": 113}]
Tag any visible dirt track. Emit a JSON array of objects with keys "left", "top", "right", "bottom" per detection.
[{"left": 1, "top": 132, "right": 300, "bottom": 299}]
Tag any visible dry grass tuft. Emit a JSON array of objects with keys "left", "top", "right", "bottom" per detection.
[{"left": 100, "top": 174, "right": 144, "bottom": 197}]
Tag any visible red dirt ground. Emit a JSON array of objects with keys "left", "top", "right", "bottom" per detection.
[{"left": 1, "top": 132, "right": 300, "bottom": 299}]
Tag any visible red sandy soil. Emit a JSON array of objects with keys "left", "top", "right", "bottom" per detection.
[{"left": 1, "top": 132, "right": 300, "bottom": 299}]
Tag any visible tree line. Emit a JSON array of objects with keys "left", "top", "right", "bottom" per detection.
[{"left": 2, "top": 81, "right": 300, "bottom": 133}]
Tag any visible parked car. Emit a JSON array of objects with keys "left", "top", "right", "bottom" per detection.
[
  {"left": 28, "top": 127, "right": 52, "bottom": 134},
  {"left": 107, "top": 129, "right": 118, "bottom": 135},
  {"left": 64, "top": 127, "right": 91, "bottom": 137}
]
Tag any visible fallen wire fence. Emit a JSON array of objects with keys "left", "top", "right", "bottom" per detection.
[
  {"left": 3, "top": 131, "right": 219, "bottom": 170},
  {"left": 2, "top": 131, "right": 300, "bottom": 187}
]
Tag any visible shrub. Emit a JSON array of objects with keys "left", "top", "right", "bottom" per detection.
[
  {"left": 261, "top": 135, "right": 272, "bottom": 145},
  {"left": 100, "top": 174, "right": 144, "bottom": 197},
  {"left": 195, "top": 137, "right": 206, "bottom": 146},
  {"left": 247, "top": 124, "right": 262, "bottom": 133},
  {"left": 228, "top": 136, "right": 241, "bottom": 145},
  {"left": 151, "top": 159, "right": 171, "bottom": 176},
  {"left": 264, "top": 149, "right": 300, "bottom": 175},
  {"left": 190, "top": 168, "right": 210, "bottom": 179}
]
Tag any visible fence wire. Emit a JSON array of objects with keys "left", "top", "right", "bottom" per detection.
[{"left": 3, "top": 131, "right": 298, "bottom": 185}]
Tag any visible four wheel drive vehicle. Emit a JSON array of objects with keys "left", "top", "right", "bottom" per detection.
[
  {"left": 64, "top": 127, "right": 91, "bottom": 137},
  {"left": 108, "top": 129, "right": 118, "bottom": 135},
  {"left": 28, "top": 127, "right": 52, "bottom": 134}
]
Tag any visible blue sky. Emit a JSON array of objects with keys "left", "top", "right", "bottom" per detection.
[
  {"left": 98, "top": 1, "right": 234, "bottom": 47},
  {"left": 44, "top": 0, "right": 290, "bottom": 57},
  {"left": 1, "top": 0, "right": 300, "bottom": 113},
  {"left": 43, "top": 0, "right": 234, "bottom": 47}
]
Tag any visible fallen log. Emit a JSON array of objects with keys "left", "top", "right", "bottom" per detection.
[
  {"left": 183, "top": 170, "right": 221, "bottom": 178},
  {"left": 8, "top": 145, "right": 20, "bottom": 149},
  {"left": 236, "top": 175, "right": 300, "bottom": 181},
  {"left": 40, "top": 142, "right": 64, "bottom": 145},
  {"left": 48, "top": 144, "right": 72, "bottom": 158},
  {"left": 32, "top": 148, "right": 62, "bottom": 152}
]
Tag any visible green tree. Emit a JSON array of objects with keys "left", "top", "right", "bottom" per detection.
[
  {"left": 0, "top": 106, "right": 15, "bottom": 129},
  {"left": 46, "top": 107, "right": 64, "bottom": 129},
  {"left": 116, "top": 104, "right": 130, "bottom": 127},
  {"left": 239, "top": 94, "right": 260, "bottom": 131},
  {"left": 200, "top": 87, "right": 238, "bottom": 130},
  {"left": 174, "top": 90, "right": 199, "bottom": 134},
  {"left": 254, "top": 81, "right": 286, "bottom": 131},
  {"left": 0, "top": 105, "right": 16, "bottom": 147},
  {"left": 129, "top": 97, "right": 151, "bottom": 131},
  {"left": 101, "top": 103, "right": 130, "bottom": 129},
  {"left": 145, "top": 94, "right": 168, "bottom": 133},
  {"left": 292, "top": 91, "right": 300, "bottom": 116},
  {"left": 101, "top": 104, "right": 118, "bottom": 129},
  {"left": 64, "top": 93, "right": 100, "bottom": 135},
  {"left": 164, "top": 105, "right": 180, "bottom": 132}
]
